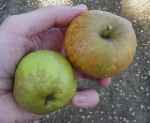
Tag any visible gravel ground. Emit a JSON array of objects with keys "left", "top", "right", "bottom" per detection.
[{"left": 0, "top": 0, "right": 150, "bottom": 123}]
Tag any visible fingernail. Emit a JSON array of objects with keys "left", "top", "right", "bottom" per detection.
[
  {"left": 75, "top": 94, "right": 87, "bottom": 102},
  {"left": 73, "top": 4, "right": 88, "bottom": 10}
]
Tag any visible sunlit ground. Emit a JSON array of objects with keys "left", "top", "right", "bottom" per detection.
[
  {"left": 40, "top": 0, "right": 73, "bottom": 6},
  {"left": 26, "top": 0, "right": 73, "bottom": 7},
  {"left": 121, "top": 0, "right": 150, "bottom": 23}
]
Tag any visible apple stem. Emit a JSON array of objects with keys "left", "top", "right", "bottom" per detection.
[{"left": 101, "top": 25, "right": 113, "bottom": 39}]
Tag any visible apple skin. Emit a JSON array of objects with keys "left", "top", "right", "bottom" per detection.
[
  {"left": 65, "top": 10, "right": 137, "bottom": 78},
  {"left": 13, "top": 50, "right": 77, "bottom": 114}
]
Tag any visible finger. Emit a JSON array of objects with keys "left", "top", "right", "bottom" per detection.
[
  {"left": 98, "top": 78, "right": 112, "bottom": 87},
  {"left": 72, "top": 89, "right": 99, "bottom": 108},
  {"left": 0, "top": 94, "right": 42, "bottom": 123},
  {"left": 75, "top": 71, "right": 112, "bottom": 87},
  {"left": 2, "top": 5, "right": 87, "bottom": 36}
]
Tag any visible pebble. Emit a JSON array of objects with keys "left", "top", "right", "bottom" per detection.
[
  {"left": 100, "top": 117, "right": 104, "bottom": 120},
  {"left": 113, "top": 111, "right": 117, "bottom": 115},
  {"left": 91, "top": 120, "right": 94, "bottom": 123},
  {"left": 87, "top": 115, "right": 91, "bottom": 119},
  {"left": 81, "top": 116, "right": 85, "bottom": 120},
  {"left": 79, "top": 109, "right": 83, "bottom": 113},
  {"left": 146, "top": 93, "right": 150, "bottom": 96},
  {"left": 148, "top": 71, "right": 150, "bottom": 76},
  {"left": 89, "top": 111, "right": 93, "bottom": 114},
  {"left": 140, "top": 30, "right": 144, "bottom": 33},
  {"left": 147, "top": 106, "right": 150, "bottom": 110},
  {"left": 123, "top": 117, "right": 129, "bottom": 123},
  {"left": 140, "top": 104, "right": 145, "bottom": 109},
  {"left": 131, "top": 112, "right": 136, "bottom": 116},
  {"left": 140, "top": 86, "right": 144, "bottom": 91},
  {"left": 129, "top": 107, "right": 133, "bottom": 112},
  {"left": 100, "top": 111, "right": 104, "bottom": 114},
  {"left": 111, "top": 104, "right": 115, "bottom": 108},
  {"left": 146, "top": 60, "right": 150, "bottom": 63},
  {"left": 46, "top": 114, "right": 50, "bottom": 118}
]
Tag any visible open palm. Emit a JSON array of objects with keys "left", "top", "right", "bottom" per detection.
[{"left": 0, "top": 5, "right": 110, "bottom": 123}]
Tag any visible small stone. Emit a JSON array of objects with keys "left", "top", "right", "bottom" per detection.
[
  {"left": 129, "top": 107, "right": 133, "bottom": 112},
  {"left": 131, "top": 112, "right": 136, "bottom": 116},
  {"left": 111, "top": 105, "right": 115, "bottom": 108},
  {"left": 115, "top": 83, "right": 119, "bottom": 87},
  {"left": 133, "top": 19, "right": 137, "bottom": 23},
  {"left": 143, "top": 76, "right": 148, "bottom": 80},
  {"left": 89, "top": 111, "right": 93, "bottom": 114},
  {"left": 135, "top": 73, "right": 140, "bottom": 77},
  {"left": 148, "top": 71, "right": 150, "bottom": 76},
  {"left": 140, "top": 86, "right": 144, "bottom": 91},
  {"left": 146, "top": 93, "right": 150, "bottom": 96},
  {"left": 113, "top": 111, "right": 116, "bottom": 114},
  {"left": 123, "top": 117, "right": 126, "bottom": 121},
  {"left": 126, "top": 97, "right": 129, "bottom": 100},
  {"left": 147, "top": 60, "right": 150, "bottom": 64},
  {"left": 140, "top": 30, "right": 144, "bottom": 33},
  {"left": 145, "top": 52, "right": 149, "bottom": 55},
  {"left": 100, "top": 111, "right": 104, "bottom": 114},
  {"left": 140, "top": 104, "right": 145, "bottom": 109},
  {"left": 120, "top": 92, "right": 125, "bottom": 96},
  {"left": 100, "top": 117, "right": 104, "bottom": 120},
  {"left": 46, "top": 114, "right": 50, "bottom": 118},
  {"left": 147, "top": 106, "right": 150, "bottom": 110},
  {"left": 134, "top": 63, "right": 138, "bottom": 66},
  {"left": 81, "top": 116, "right": 85, "bottom": 119},
  {"left": 120, "top": 89, "right": 123, "bottom": 93},
  {"left": 87, "top": 115, "right": 91, "bottom": 119},
  {"left": 79, "top": 109, "right": 83, "bottom": 112}
]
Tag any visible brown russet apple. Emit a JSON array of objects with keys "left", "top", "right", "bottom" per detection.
[{"left": 65, "top": 10, "right": 137, "bottom": 78}]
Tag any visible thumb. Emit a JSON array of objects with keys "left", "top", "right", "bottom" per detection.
[{"left": 1, "top": 5, "right": 87, "bottom": 36}]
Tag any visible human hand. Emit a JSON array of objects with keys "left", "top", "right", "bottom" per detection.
[{"left": 0, "top": 5, "right": 111, "bottom": 123}]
